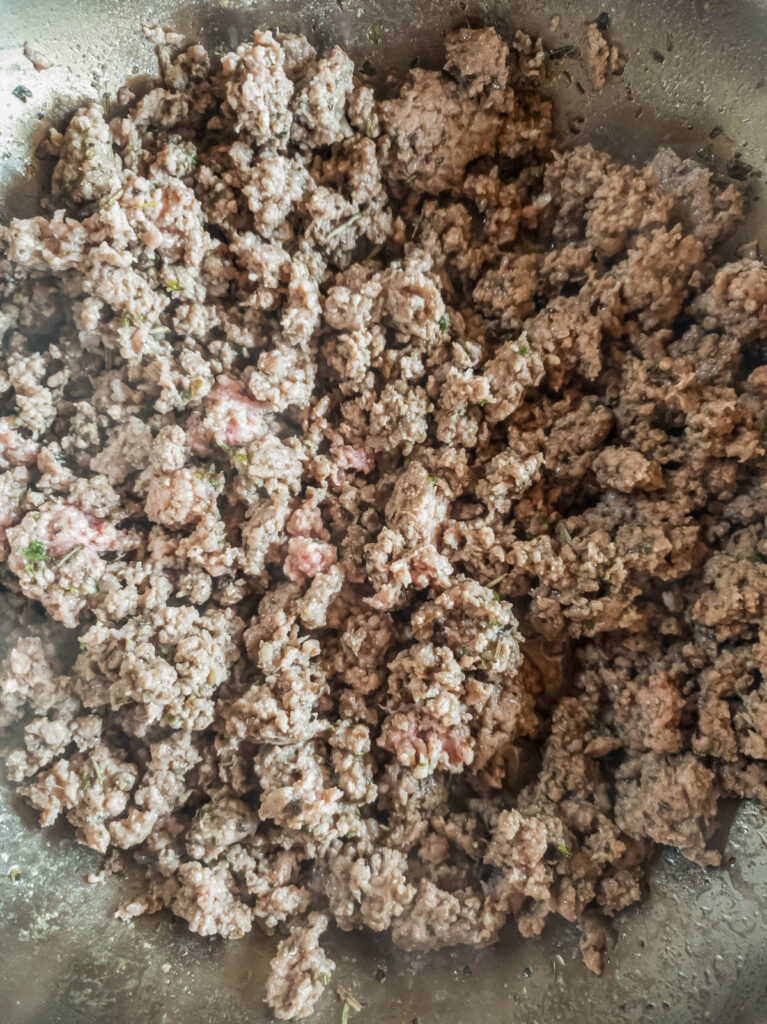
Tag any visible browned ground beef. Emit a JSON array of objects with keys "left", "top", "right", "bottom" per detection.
[{"left": 0, "top": 23, "right": 765, "bottom": 1019}]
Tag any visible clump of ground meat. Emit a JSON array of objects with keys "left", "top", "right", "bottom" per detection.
[
  {"left": 0, "top": 22, "right": 764, "bottom": 1022},
  {"left": 585, "top": 21, "right": 626, "bottom": 91}
]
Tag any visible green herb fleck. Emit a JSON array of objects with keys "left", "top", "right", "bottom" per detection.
[
  {"left": 426, "top": 475, "right": 437, "bottom": 485},
  {"left": 233, "top": 450, "right": 248, "bottom": 465},
  {"left": 12, "top": 407, "right": 21, "bottom": 428},
  {"left": 487, "top": 573, "right": 508, "bottom": 587},
  {"left": 367, "top": 22, "right": 383, "bottom": 44},
  {"left": 556, "top": 521, "right": 572, "bottom": 546},
  {"left": 165, "top": 279, "right": 181, "bottom": 293},
  {"left": 178, "top": 389, "right": 191, "bottom": 403},
  {"left": 337, "top": 987, "right": 362, "bottom": 1014},
  {"left": 120, "top": 313, "right": 132, "bottom": 328},
  {"left": 697, "top": 816, "right": 708, "bottom": 837},
  {"left": 150, "top": 326, "right": 170, "bottom": 336},
  {"left": 101, "top": 188, "right": 124, "bottom": 208},
  {"left": 438, "top": 314, "right": 448, "bottom": 332},
  {"left": 158, "top": 643, "right": 178, "bottom": 663},
  {"left": 194, "top": 472, "right": 203, "bottom": 480},
  {"left": 79, "top": 767, "right": 94, "bottom": 790},
  {"left": 326, "top": 212, "right": 363, "bottom": 240},
  {"left": 341, "top": 1005, "right": 350, "bottom": 1024},
  {"left": 78, "top": 640, "right": 87, "bottom": 652},
  {"left": 54, "top": 543, "right": 83, "bottom": 566},
  {"left": 364, "top": 116, "right": 376, "bottom": 138},
  {"left": 478, "top": 399, "right": 487, "bottom": 407},
  {"left": 320, "top": 973, "right": 331, "bottom": 988},
  {"left": 547, "top": 44, "right": 577, "bottom": 60},
  {"left": 696, "top": 146, "right": 715, "bottom": 166},
  {"left": 557, "top": 841, "right": 572, "bottom": 857},
  {"left": 516, "top": 344, "right": 530, "bottom": 356},
  {"left": 22, "top": 540, "right": 46, "bottom": 564}
]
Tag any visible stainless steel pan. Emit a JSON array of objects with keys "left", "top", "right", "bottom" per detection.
[{"left": 1, "top": 1, "right": 766, "bottom": 1021}]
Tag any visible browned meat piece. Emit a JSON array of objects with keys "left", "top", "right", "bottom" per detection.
[
  {"left": 51, "top": 104, "right": 122, "bottom": 207},
  {"left": 650, "top": 147, "right": 743, "bottom": 248},
  {"left": 265, "top": 913, "right": 335, "bottom": 1020},
  {"left": 585, "top": 22, "right": 625, "bottom": 91},
  {"left": 614, "top": 753, "right": 721, "bottom": 866}
]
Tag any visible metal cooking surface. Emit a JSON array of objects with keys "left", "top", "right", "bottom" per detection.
[
  {"left": 3, "top": 792, "right": 767, "bottom": 1024},
  {"left": 1, "top": 1, "right": 767, "bottom": 1022}
]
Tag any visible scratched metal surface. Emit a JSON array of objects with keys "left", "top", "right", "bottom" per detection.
[{"left": 1, "top": 0, "right": 767, "bottom": 1021}]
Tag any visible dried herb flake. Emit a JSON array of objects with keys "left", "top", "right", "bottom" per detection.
[{"left": 22, "top": 541, "right": 46, "bottom": 564}]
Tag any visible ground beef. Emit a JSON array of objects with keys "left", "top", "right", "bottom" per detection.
[
  {"left": 50, "top": 104, "right": 122, "bottom": 207},
  {"left": 585, "top": 22, "right": 626, "bottom": 91},
  {"left": 1, "top": 21, "right": 766, "bottom": 1022}
]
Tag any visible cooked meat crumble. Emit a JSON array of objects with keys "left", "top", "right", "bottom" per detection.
[{"left": 0, "top": 23, "right": 765, "bottom": 1020}]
